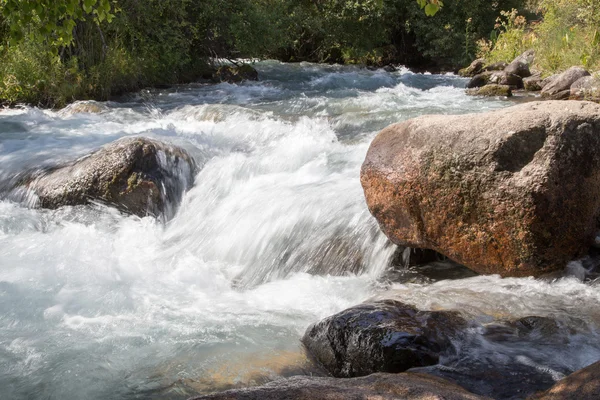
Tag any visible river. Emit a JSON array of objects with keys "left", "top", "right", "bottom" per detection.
[{"left": 0, "top": 61, "right": 599, "bottom": 399}]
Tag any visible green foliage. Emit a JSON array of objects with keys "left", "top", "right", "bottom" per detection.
[
  {"left": 0, "top": 0, "right": 113, "bottom": 49},
  {"left": 0, "top": 0, "right": 530, "bottom": 107},
  {"left": 480, "top": 0, "right": 600, "bottom": 74}
]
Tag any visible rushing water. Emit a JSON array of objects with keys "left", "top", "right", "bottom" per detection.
[{"left": 0, "top": 62, "right": 598, "bottom": 400}]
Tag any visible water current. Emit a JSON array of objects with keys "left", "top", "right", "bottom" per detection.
[{"left": 0, "top": 61, "right": 599, "bottom": 399}]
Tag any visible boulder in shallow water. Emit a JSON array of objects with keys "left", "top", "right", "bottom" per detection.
[
  {"left": 59, "top": 100, "right": 108, "bottom": 116},
  {"left": 570, "top": 75, "right": 600, "bottom": 102},
  {"left": 188, "top": 372, "right": 489, "bottom": 400},
  {"left": 528, "top": 360, "right": 600, "bottom": 400},
  {"left": 213, "top": 64, "right": 259, "bottom": 83},
  {"left": 459, "top": 59, "right": 486, "bottom": 77},
  {"left": 466, "top": 72, "right": 493, "bottom": 88},
  {"left": 28, "top": 137, "right": 196, "bottom": 218},
  {"left": 542, "top": 67, "right": 590, "bottom": 99},
  {"left": 488, "top": 71, "right": 523, "bottom": 88},
  {"left": 361, "top": 101, "right": 600, "bottom": 277},
  {"left": 302, "top": 300, "right": 465, "bottom": 378},
  {"left": 466, "top": 84, "right": 512, "bottom": 97}
]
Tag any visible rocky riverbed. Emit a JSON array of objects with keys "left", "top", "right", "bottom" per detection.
[{"left": 1, "top": 61, "right": 599, "bottom": 400}]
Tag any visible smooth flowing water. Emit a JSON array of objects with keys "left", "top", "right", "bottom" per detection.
[{"left": 0, "top": 62, "right": 598, "bottom": 400}]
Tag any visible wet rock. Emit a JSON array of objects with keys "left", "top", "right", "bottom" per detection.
[
  {"left": 59, "top": 100, "right": 108, "bottom": 116},
  {"left": 213, "top": 64, "right": 259, "bottom": 83},
  {"left": 361, "top": 101, "right": 600, "bottom": 277},
  {"left": 541, "top": 67, "right": 590, "bottom": 99},
  {"left": 505, "top": 61, "right": 531, "bottom": 78},
  {"left": 528, "top": 360, "right": 600, "bottom": 400},
  {"left": 384, "top": 65, "right": 398, "bottom": 73},
  {"left": 524, "top": 73, "right": 543, "bottom": 91},
  {"left": 483, "top": 62, "right": 508, "bottom": 72},
  {"left": 391, "top": 247, "right": 448, "bottom": 268},
  {"left": 28, "top": 137, "right": 196, "bottom": 218},
  {"left": 489, "top": 71, "right": 523, "bottom": 89},
  {"left": 466, "top": 84, "right": 512, "bottom": 97},
  {"left": 414, "top": 361, "right": 560, "bottom": 400},
  {"left": 302, "top": 300, "right": 466, "bottom": 378},
  {"left": 466, "top": 71, "right": 493, "bottom": 88},
  {"left": 188, "top": 372, "right": 490, "bottom": 400},
  {"left": 459, "top": 59, "right": 486, "bottom": 77},
  {"left": 570, "top": 75, "right": 600, "bottom": 101}
]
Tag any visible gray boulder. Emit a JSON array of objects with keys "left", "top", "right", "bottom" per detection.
[
  {"left": 466, "top": 71, "right": 493, "bottom": 88},
  {"left": 459, "top": 58, "right": 486, "bottom": 77},
  {"left": 541, "top": 67, "right": 590, "bottom": 99},
  {"left": 523, "top": 73, "right": 543, "bottom": 91},
  {"left": 528, "top": 360, "right": 600, "bottom": 400},
  {"left": 361, "top": 101, "right": 600, "bottom": 277},
  {"left": 505, "top": 61, "right": 531, "bottom": 78},
  {"left": 570, "top": 75, "right": 600, "bottom": 101},
  {"left": 302, "top": 300, "right": 465, "bottom": 378},
  {"left": 466, "top": 84, "right": 512, "bottom": 97},
  {"left": 489, "top": 71, "right": 523, "bottom": 88},
  {"left": 28, "top": 137, "right": 196, "bottom": 218}
]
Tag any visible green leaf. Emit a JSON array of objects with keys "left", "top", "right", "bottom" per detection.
[{"left": 424, "top": 3, "right": 439, "bottom": 16}]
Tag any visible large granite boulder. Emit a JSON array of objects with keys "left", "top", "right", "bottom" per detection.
[
  {"left": 302, "top": 300, "right": 465, "bottom": 378},
  {"left": 28, "top": 137, "right": 196, "bottom": 218},
  {"left": 541, "top": 67, "right": 590, "bottom": 99},
  {"left": 188, "top": 372, "right": 490, "bottom": 400},
  {"left": 528, "top": 360, "right": 600, "bottom": 400},
  {"left": 505, "top": 61, "right": 531, "bottom": 78},
  {"left": 488, "top": 71, "right": 523, "bottom": 88},
  {"left": 466, "top": 72, "right": 493, "bottom": 88},
  {"left": 361, "top": 101, "right": 600, "bottom": 277}
]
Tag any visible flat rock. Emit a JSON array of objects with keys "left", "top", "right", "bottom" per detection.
[
  {"left": 302, "top": 300, "right": 466, "bottom": 378},
  {"left": 28, "top": 137, "right": 196, "bottom": 218},
  {"left": 188, "top": 372, "right": 490, "bottom": 400},
  {"left": 361, "top": 101, "right": 600, "bottom": 277}
]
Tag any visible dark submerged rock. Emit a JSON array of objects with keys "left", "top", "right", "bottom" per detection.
[
  {"left": 28, "top": 137, "right": 196, "bottom": 218},
  {"left": 302, "top": 300, "right": 466, "bottom": 378},
  {"left": 541, "top": 67, "right": 590, "bottom": 99},
  {"left": 188, "top": 372, "right": 490, "bottom": 400},
  {"left": 361, "top": 101, "right": 600, "bottom": 277}
]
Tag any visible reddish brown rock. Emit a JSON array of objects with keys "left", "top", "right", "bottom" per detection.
[
  {"left": 360, "top": 101, "right": 600, "bottom": 277},
  {"left": 189, "top": 372, "right": 490, "bottom": 400},
  {"left": 528, "top": 360, "right": 600, "bottom": 400}
]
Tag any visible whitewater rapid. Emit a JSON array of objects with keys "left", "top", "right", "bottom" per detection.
[{"left": 1, "top": 61, "right": 598, "bottom": 399}]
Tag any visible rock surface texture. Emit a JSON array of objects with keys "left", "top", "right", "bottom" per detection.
[
  {"left": 361, "top": 101, "right": 600, "bottom": 277},
  {"left": 528, "top": 360, "right": 600, "bottom": 400},
  {"left": 213, "top": 64, "right": 259, "bottom": 83},
  {"left": 28, "top": 137, "right": 196, "bottom": 218},
  {"left": 302, "top": 300, "right": 465, "bottom": 378},
  {"left": 188, "top": 372, "right": 490, "bottom": 400}
]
